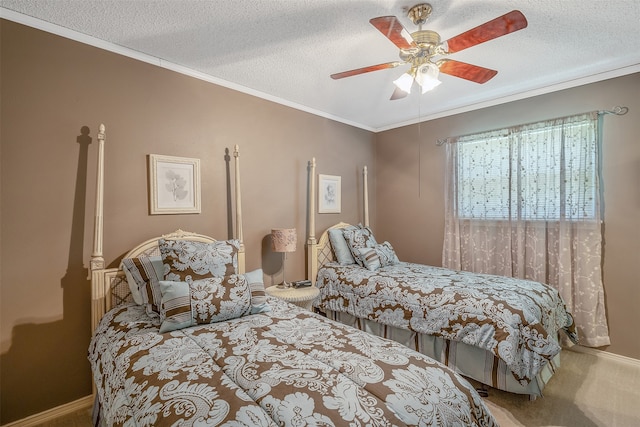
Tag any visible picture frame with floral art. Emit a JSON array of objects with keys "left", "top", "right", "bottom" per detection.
[
  {"left": 318, "top": 174, "right": 341, "bottom": 214},
  {"left": 149, "top": 154, "right": 201, "bottom": 215}
]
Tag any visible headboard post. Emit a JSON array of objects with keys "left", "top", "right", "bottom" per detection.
[
  {"left": 91, "top": 124, "right": 106, "bottom": 270},
  {"left": 91, "top": 124, "right": 107, "bottom": 330},
  {"left": 363, "top": 165, "right": 369, "bottom": 228},
  {"left": 233, "top": 145, "right": 245, "bottom": 272},
  {"left": 307, "top": 158, "right": 318, "bottom": 284},
  {"left": 306, "top": 160, "right": 371, "bottom": 285}
]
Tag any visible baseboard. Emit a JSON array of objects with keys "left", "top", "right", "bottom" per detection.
[
  {"left": 1, "top": 395, "right": 93, "bottom": 427},
  {"left": 567, "top": 345, "right": 640, "bottom": 368}
]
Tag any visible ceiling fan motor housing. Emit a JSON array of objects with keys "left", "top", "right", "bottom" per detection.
[
  {"left": 411, "top": 30, "right": 441, "bottom": 46},
  {"left": 399, "top": 30, "right": 442, "bottom": 64},
  {"left": 403, "top": 5, "right": 443, "bottom": 66}
]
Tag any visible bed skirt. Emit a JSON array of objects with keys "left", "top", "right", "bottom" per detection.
[{"left": 324, "top": 309, "right": 560, "bottom": 397}]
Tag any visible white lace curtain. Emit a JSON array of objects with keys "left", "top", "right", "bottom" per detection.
[{"left": 443, "top": 112, "right": 610, "bottom": 347}]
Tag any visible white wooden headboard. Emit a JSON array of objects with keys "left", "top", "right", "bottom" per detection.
[
  {"left": 305, "top": 158, "right": 369, "bottom": 285},
  {"left": 89, "top": 124, "right": 245, "bottom": 332}
]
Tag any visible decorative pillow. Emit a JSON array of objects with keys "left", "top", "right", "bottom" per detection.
[
  {"left": 357, "top": 241, "right": 400, "bottom": 271},
  {"left": 121, "top": 256, "right": 164, "bottom": 313},
  {"left": 328, "top": 226, "right": 357, "bottom": 265},
  {"left": 357, "top": 247, "right": 381, "bottom": 271},
  {"left": 376, "top": 241, "right": 400, "bottom": 266},
  {"left": 159, "top": 238, "right": 240, "bottom": 282},
  {"left": 342, "top": 226, "right": 378, "bottom": 266},
  {"left": 244, "top": 269, "right": 271, "bottom": 314},
  {"left": 158, "top": 269, "right": 270, "bottom": 333}
]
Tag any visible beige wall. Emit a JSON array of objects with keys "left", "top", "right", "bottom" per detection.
[
  {"left": 375, "top": 72, "right": 640, "bottom": 361},
  {"left": 0, "top": 20, "right": 375, "bottom": 423}
]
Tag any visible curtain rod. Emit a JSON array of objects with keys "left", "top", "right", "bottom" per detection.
[
  {"left": 600, "top": 106, "right": 629, "bottom": 116},
  {"left": 436, "top": 105, "right": 629, "bottom": 146}
]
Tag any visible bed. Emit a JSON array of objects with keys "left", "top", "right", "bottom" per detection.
[
  {"left": 87, "top": 125, "right": 498, "bottom": 426},
  {"left": 305, "top": 159, "right": 577, "bottom": 398}
]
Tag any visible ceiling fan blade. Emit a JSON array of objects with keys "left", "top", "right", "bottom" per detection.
[
  {"left": 390, "top": 86, "right": 409, "bottom": 100},
  {"left": 439, "top": 59, "right": 498, "bottom": 84},
  {"left": 369, "top": 16, "right": 417, "bottom": 50},
  {"left": 444, "top": 10, "right": 527, "bottom": 54},
  {"left": 330, "top": 61, "right": 401, "bottom": 79}
]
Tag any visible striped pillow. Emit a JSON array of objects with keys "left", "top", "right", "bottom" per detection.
[
  {"left": 244, "top": 269, "right": 270, "bottom": 314},
  {"left": 358, "top": 241, "right": 400, "bottom": 271},
  {"left": 122, "top": 256, "right": 164, "bottom": 315},
  {"left": 358, "top": 247, "right": 381, "bottom": 271},
  {"left": 158, "top": 269, "right": 270, "bottom": 333}
]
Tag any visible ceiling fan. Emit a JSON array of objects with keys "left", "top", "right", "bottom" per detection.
[{"left": 330, "top": 3, "right": 528, "bottom": 99}]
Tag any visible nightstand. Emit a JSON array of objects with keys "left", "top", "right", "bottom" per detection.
[{"left": 265, "top": 285, "right": 320, "bottom": 311}]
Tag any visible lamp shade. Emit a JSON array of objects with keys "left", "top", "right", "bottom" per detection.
[
  {"left": 271, "top": 228, "right": 297, "bottom": 253},
  {"left": 393, "top": 71, "right": 414, "bottom": 94},
  {"left": 416, "top": 63, "right": 441, "bottom": 94}
]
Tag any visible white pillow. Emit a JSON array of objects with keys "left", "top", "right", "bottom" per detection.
[{"left": 328, "top": 226, "right": 357, "bottom": 265}]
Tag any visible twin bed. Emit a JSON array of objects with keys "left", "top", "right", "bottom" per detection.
[
  {"left": 88, "top": 126, "right": 497, "bottom": 426},
  {"left": 306, "top": 160, "right": 577, "bottom": 398}
]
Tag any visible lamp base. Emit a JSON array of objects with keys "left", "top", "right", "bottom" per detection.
[{"left": 276, "top": 281, "right": 292, "bottom": 289}]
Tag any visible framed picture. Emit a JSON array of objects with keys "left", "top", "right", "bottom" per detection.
[
  {"left": 149, "top": 154, "right": 201, "bottom": 215},
  {"left": 318, "top": 174, "right": 341, "bottom": 214}
]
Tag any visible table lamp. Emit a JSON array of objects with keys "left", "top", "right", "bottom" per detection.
[{"left": 271, "top": 228, "right": 297, "bottom": 288}]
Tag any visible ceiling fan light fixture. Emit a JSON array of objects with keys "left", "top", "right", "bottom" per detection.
[
  {"left": 415, "top": 63, "right": 441, "bottom": 93},
  {"left": 393, "top": 70, "right": 415, "bottom": 94}
]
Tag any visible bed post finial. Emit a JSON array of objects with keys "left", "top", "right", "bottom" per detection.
[
  {"left": 91, "top": 124, "right": 106, "bottom": 272},
  {"left": 233, "top": 145, "right": 245, "bottom": 271},
  {"left": 363, "top": 166, "right": 369, "bottom": 227}
]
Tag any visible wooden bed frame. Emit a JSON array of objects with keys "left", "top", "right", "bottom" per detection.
[
  {"left": 304, "top": 158, "right": 558, "bottom": 397},
  {"left": 89, "top": 124, "right": 246, "bottom": 333}
]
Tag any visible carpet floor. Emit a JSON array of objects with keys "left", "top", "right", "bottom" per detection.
[{"left": 481, "top": 348, "right": 640, "bottom": 427}]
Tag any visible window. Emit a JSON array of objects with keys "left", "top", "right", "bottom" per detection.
[
  {"left": 455, "top": 117, "right": 598, "bottom": 220},
  {"left": 443, "top": 112, "right": 610, "bottom": 347}
]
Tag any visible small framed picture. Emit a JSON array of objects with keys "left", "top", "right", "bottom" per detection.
[
  {"left": 318, "top": 174, "right": 341, "bottom": 214},
  {"left": 149, "top": 154, "right": 201, "bottom": 215}
]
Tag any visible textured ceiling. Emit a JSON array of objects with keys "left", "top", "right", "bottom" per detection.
[{"left": 2, "top": 0, "right": 639, "bottom": 131}]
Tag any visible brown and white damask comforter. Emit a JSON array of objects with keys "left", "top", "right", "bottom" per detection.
[
  {"left": 315, "top": 262, "right": 577, "bottom": 386},
  {"left": 89, "top": 297, "right": 497, "bottom": 426}
]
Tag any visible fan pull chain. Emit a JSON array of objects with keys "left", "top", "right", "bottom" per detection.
[{"left": 418, "top": 97, "right": 422, "bottom": 198}]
